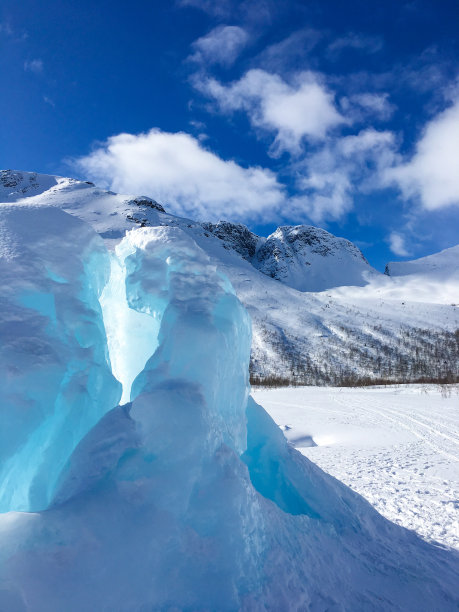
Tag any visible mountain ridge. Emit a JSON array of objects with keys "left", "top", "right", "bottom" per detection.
[{"left": 2, "top": 169, "right": 458, "bottom": 385}]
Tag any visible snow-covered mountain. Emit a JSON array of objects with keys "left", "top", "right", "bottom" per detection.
[
  {"left": 386, "top": 244, "right": 459, "bottom": 280},
  {"left": 202, "top": 220, "right": 379, "bottom": 292},
  {"left": 255, "top": 225, "right": 378, "bottom": 291},
  {"left": 1, "top": 169, "right": 458, "bottom": 385}
]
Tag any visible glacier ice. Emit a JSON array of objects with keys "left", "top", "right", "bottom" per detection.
[
  {"left": 99, "top": 238, "right": 161, "bottom": 404},
  {"left": 0, "top": 213, "right": 458, "bottom": 610},
  {"left": 0, "top": 204, "right": 121, "bottom": 512}
]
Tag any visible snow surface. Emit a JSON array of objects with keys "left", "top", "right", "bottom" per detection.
[
  {"left": 255, "top": 385, "right": 459, "bottom": 550},
  {"left": 0, "top": 200, "right": 458, "bottom": 609},
  {"left": 386, "top": 244, "right": 459, "bottom": 281}
]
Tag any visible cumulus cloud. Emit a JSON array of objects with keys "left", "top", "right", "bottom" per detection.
[
  {"left": 194, "top": 69, "right": 345, "bottom": 155},
  {"left": 73, "top": 126, "right": 402, "bottom": 225},
  {"left": 387, "top": 99, "right": 459, "bottom": 210},
  {"left": 24, "top": 59, "right": 43, "bottom": 74},
  {"left": 74, "top": 129, "right": 286, "bottom": 222},
  {"left": 388, "top": 232, "right": 410, "bottom": 257},
  {"left": 290, "top": 129, "right": 397, "bottom": 222},
  {"left": 189, "top": 25, "right": 249, "bottom": 67}
]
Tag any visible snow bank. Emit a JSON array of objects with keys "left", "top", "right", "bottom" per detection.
[{"left": 0, "top": 215, "right": 458, "bottom": 610}]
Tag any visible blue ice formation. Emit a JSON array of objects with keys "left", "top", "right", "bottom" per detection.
[
  {"left": 0, "top": 205, "right": 121, "bottom": 513},
  {"left": 0, "top": 215, "right": 458, "bottom": 611}
]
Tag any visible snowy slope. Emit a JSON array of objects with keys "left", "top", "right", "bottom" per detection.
[
  {"left": 1, "top": 170, "right": 458, "bottom": 384},
  {"left": 0, "top": 209, "right": 458, "bottom": 610},
  {"left": 0, "top": 169, "right": 63, "bottom": 200},
  {"left": 386, "top": 244, "right": 459, "bottom": 280}
]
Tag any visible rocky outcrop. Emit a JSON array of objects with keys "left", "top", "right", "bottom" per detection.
[
  {"left": 201, "top": 220, "right": 260, "bottom": 262},
  {"left": 127, "top": 196, "right": 166, "bottom": 213},
  {"left": 254, "top": 225, "right": 375, "bottom": 292}
]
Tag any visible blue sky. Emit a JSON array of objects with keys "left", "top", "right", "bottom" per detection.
[{"left": 1, "top": 0, "right": 458, "bottom": 270}]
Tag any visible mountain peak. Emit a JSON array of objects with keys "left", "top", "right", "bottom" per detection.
[{"left": 254, "top": 224, "right": 375, "bottom": 292}]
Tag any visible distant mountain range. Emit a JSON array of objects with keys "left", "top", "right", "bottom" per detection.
[{"left": 2, "top": 169, "right": 458, "bottom": 385}]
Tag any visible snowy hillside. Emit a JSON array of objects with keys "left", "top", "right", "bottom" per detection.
[
  {"left": 386, "top": 244, "right": 459, "bottom": 280},
  {"left": 1, "top": 170, "right": 458, "bottom": 385},
  {"left": 0, "top": 195, "right": 458, "bottom": 610}
]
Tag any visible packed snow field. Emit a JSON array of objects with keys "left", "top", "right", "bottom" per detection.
[{"left": 255, "top": 384, "right": 459, "bottom": 549}]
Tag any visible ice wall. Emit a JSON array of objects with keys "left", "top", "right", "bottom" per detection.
[
  {"left": 124, "top": 227, "right": 252, "bottom": 453},
  {"left": 0, "top": 222, "right": 458, "bottom": 611},
  {"left": 0, "top": 204, "right": 121, "bottom": 512}
]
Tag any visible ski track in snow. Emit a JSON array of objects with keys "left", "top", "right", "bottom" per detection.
[{"left": 254, "top": 385, "right": 459, "bottom": 550}]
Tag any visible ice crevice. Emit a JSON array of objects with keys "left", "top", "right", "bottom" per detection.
[{"left": 99, "top": 239, "right": 161, "bottom": 405}]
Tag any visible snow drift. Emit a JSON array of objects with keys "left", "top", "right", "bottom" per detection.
[{"left": 0, "top": 204, "right": 458, "bottom": 610}]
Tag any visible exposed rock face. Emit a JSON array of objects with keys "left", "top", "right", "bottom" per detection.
[
  {"left": 127, "top": 196, "right": 166, "bottom": 213},
  {"left": 201, "top": 220, "right": 259, "bottom": 262},
  {"left": 0, "top": 169, "right": 40, "bottom": 192},
  {"left": 0, "top": 170, "right": 83, "bottom": 202},
  {"left": 254, "top": 225, "right": 375, "bottom": 292}
]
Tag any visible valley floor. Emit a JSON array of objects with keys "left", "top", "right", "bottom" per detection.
[{"left": 254, "top": 384, "right": 459, "bottom": 550}]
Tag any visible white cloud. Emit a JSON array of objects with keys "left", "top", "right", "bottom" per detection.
[
  {"left": 388, "top": 232, "right": 410, "bottom": 257},
  {"left": 290, "top": 129, "right": 397, "bottom": 222},
  {"left": 342, "top": 92, "right": 395, "bottom": 121},
  {"left": 24, "top": 59, "right": 43, "bottom": 74},
  {"left": 74, "top": 129, "right": 286, "bottom": 222},
  {"left": 387, "top": 99, "right": 459, "bottom": 210},
  {"left": 74, "top": 127, "right": 401, "bottom": 226},
  {"left": 194, "top": 69, "right": 345, "bottom": 155},
  {"left": 189, "top": 25, "right": 249, "bottom": 67}
]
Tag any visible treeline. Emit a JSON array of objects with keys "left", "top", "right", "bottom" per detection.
[{"left": 250, "top": 327, "right": 459, "bottom": 388}]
